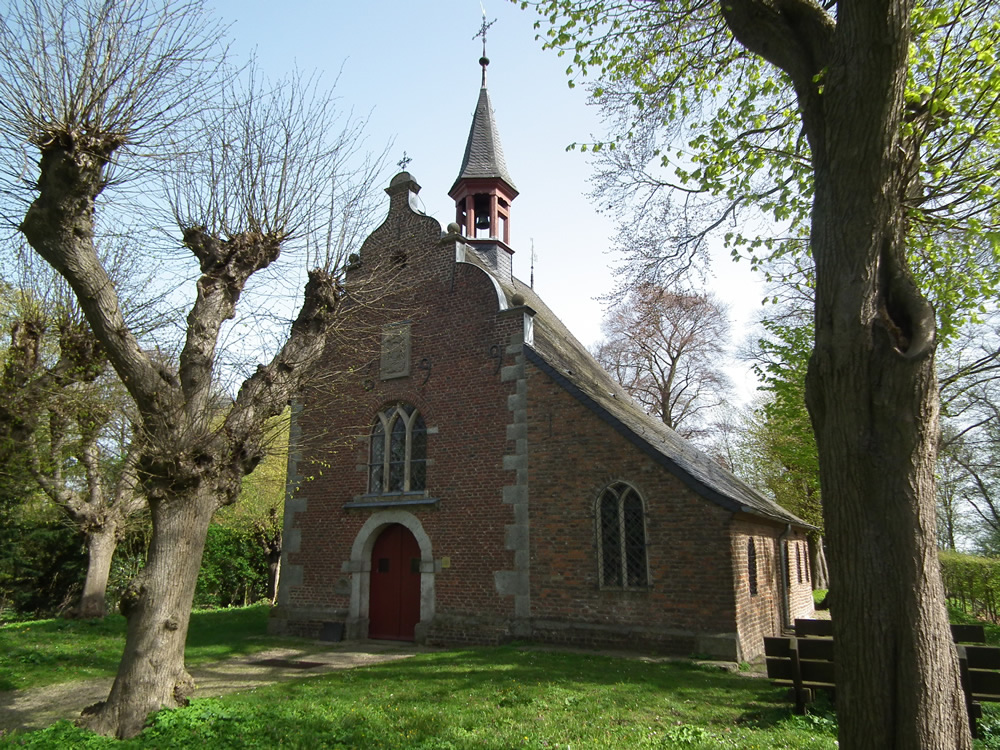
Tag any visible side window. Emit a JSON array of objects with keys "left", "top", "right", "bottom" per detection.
[
  {"left": 597, "top": 482, "right": 648, "bottom": 589},
  {"left": 369, "top": 404, "right": 427, "bottom": 494},
  {"left": 784, "top": 541, "right": 792, "bottom": 588},
  {"left": 748, "top": 538, "right": 758, "bottom": 596}
]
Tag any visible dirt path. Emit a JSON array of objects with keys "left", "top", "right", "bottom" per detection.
[{"left": 0, "top": 641, "right": 430, "bottom": 736}]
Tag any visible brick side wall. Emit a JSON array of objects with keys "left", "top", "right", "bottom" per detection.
[
  {"left": 729, "top": 518, "right": 815, "bottom": 660},
  {"left": 524, "top": 362, "right": 741, "bottom": 658},
  {"left": 786, "top": 533, "right": 816, "bottom": 622}
]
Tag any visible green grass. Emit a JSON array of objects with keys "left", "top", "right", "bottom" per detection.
[
  {"left": 1, "top": 647, "right": 840, "bottom": 749},
  {"left": 9, "top": 604, "right": 998, "bottom": 748},
  {"left": 949, "top": 603, "right": 1000, "bottom": 646},
  {"left": 0, "top": 604, "right": 283, "bottom": 691}
]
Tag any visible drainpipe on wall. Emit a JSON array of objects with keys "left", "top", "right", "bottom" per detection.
[{"left": 778, "top": 524, "right": 793, "bottom": 631}]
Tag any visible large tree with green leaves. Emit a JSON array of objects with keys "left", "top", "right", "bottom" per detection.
[
  {"left": 529, "top": 0, "right": 1000, "bottom": 746},
  {"left": 0, "top": 303, "right": 144, "bottom": 619}
]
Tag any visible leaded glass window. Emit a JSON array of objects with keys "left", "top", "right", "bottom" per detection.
[
  {"left": 748, "top": 538, "right": 758, "bottom": 596},
  {"left": 369, "top": 404, "right": 427, "bottom": 494},
  {"left": 596, "top": 482, "right": 648, "bottom": 589}
]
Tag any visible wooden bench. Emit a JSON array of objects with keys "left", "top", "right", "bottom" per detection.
[
  {"left": 767, "top": 620, "right": 995, "bottom": 736},
  {"left": 960, "top": 644, "right": 1000, "bottom": 738},
  {"left": 763, "top": 635, "right": 836, "bottom": 714},
  {"left": 794, "top": 618, "right": 985, "bottom": 643}
]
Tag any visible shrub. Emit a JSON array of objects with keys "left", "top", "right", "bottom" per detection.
[
  {"left": 0, "top": 520, "right": 86, "bottom": 620},
  {"left": 195, "top": 525, "right": 269, "bottom": 608}
]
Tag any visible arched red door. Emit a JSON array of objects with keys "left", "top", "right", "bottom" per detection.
[{"left": 368, "top": 524, "right": 421, "bottom": 640}]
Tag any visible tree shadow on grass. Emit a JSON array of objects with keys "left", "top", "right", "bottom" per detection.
[{"left": 1, "top": 645, "right": 835, "bottom": 748}]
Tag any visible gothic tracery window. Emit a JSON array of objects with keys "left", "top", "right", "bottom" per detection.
[
  {"left": 369, "top": 404, "right": 427, "bottom": 494},
  {"left": 597, "top": 482, "right": 648, "bottom": 589}
]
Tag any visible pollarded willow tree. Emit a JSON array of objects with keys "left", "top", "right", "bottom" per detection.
[
  {"left": 0, "top": 301, "right": 144, "bottom": 619},
  {"left": 0, "top": 0, "right": 390, "bottom": 738},
  {"left": 528, "top": 0, "right": 1000, "bottom": 747},
  {"left": 0, "top": 240, "right": 168, "bottom": 620}
]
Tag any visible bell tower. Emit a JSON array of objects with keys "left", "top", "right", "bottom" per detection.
[{"left": 449, "top": 17, "right": 518, "bottom": 251}]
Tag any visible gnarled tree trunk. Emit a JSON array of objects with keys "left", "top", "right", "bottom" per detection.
[
  {"left": 721, "top": 0, "right": 971, "bottom": 745},
  {"left": 81, "top": 486, "right": 217, "bottom": 738},
  {"left": 77, "top": 524, "right": 118, "bottom": 619}
]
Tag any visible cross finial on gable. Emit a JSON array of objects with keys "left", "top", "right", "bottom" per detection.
[{"left": 397, "top": 151, "right": 412, "bottom": 171}]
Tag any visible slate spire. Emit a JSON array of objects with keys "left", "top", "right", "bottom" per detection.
[
  {"left": 451, "top": 84, "right": 517, "bottom": 192},
  {"left": 449, "top": 23, "right": 518, "bottom": 248}
]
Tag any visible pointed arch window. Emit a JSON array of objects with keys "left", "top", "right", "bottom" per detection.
[
  {"left": 369, "top": 404, "right": 427, "bottom": 494},
  {"left": 597, "top": 482, "right": 648, "bottom": 589}
]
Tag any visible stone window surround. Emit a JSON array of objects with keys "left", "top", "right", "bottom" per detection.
[
  {"left": 368, "top": 403, "right": 427, "bottom": 496},
  {"left": 595, "top": 480, "right": 650, "bottom": 591}
]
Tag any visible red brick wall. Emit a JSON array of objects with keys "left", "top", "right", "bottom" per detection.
[
  {"left": 730, "top": 519, "right": 815, "bottom": 660},
  {"left": 524, "top": 362, "right": 741, "bottom": 656},
  {"left": 786, "top": 534, "right": 816, "bottom": 621},
  {"left": 280, "top": 180, "right": 522, "bottom": 637},
  {"left": 274, "top": 176, "right": 811, "bottom": 657}
]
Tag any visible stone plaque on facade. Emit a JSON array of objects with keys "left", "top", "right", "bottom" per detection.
[{"left": 380, "top": 323, "right": 411, "bottom": 380}]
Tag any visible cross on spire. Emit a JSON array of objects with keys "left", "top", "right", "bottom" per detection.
[
  {"left": 397, "top": 151, "right": 412, "bottom": 171},
  {"left": 474, "top": 8, "right": 496, "bottom": 85}
]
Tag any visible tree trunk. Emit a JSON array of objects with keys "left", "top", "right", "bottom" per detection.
[
  {"left": 77, "top": 524, "right": 117, "bottom": 619},
  {"left": 808, "top": 535, "right": 829, "bottom": 591},
  {"left": 269, "top": 554, "right": 281, "bottom": 605},
  {"left": 807, "top": 335, "right": 966, "bottom": 748},
  {"left": 804, "top": 6, "right": 969, "bottom": 742},
  {"left": 266, "top": 550, "right": 280, "bottom": 603},
  {"left": 78, "top": 487, "right": 216, "bottom": 739}
]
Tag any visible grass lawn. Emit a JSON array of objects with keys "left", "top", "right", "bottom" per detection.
[
  {"left": 7, "top": 604, "right": 1000, "bottom": 748},
  {"left": 0, "top": 604, "right": 282, "bottom": 691},
  {"left": 1, "top": 646, "right": 839, "bottom": 749}
]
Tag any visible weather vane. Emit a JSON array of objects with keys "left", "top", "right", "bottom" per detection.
[
  {"left": 397, "top": 151, "right": 412, "bottom": 171},
  {"left": 475, "top": 5, "right": 496, "bottom": 84}
]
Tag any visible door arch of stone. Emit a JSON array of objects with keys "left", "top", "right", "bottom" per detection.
[{"left": 346, "top": 511, "right": 435, "bottom": 641}]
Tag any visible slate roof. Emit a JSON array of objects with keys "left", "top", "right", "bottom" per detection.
[
  {"left": 463, "top": 249, "right": 810, "bottom": 529},
  {"left": 451, "top": 86, "right": 517, "bottom": 192}
]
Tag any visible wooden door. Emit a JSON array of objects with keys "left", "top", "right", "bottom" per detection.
[{"left": 368, "top": 524, "right": 421, "bottom": 640}]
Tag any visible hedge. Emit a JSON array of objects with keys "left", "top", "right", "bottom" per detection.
[{"left": 941, "top": 550, "right": 1000, "bottom": 621}]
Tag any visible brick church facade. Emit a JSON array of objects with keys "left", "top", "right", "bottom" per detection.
[{"left": 270, "top": 59, "right": 814, "bottom": 661}]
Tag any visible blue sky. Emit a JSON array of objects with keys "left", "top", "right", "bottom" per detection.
[{"left": 210, "top": 0, "right": 763, "bottom": 396}]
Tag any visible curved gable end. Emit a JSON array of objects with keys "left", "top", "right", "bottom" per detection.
[{"left": 359, "top": 172, "right": 443, "bottom": 267}]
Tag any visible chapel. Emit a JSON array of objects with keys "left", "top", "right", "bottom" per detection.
[{"left": 269, "top": 52, "right": 815, "bottom": 661}]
